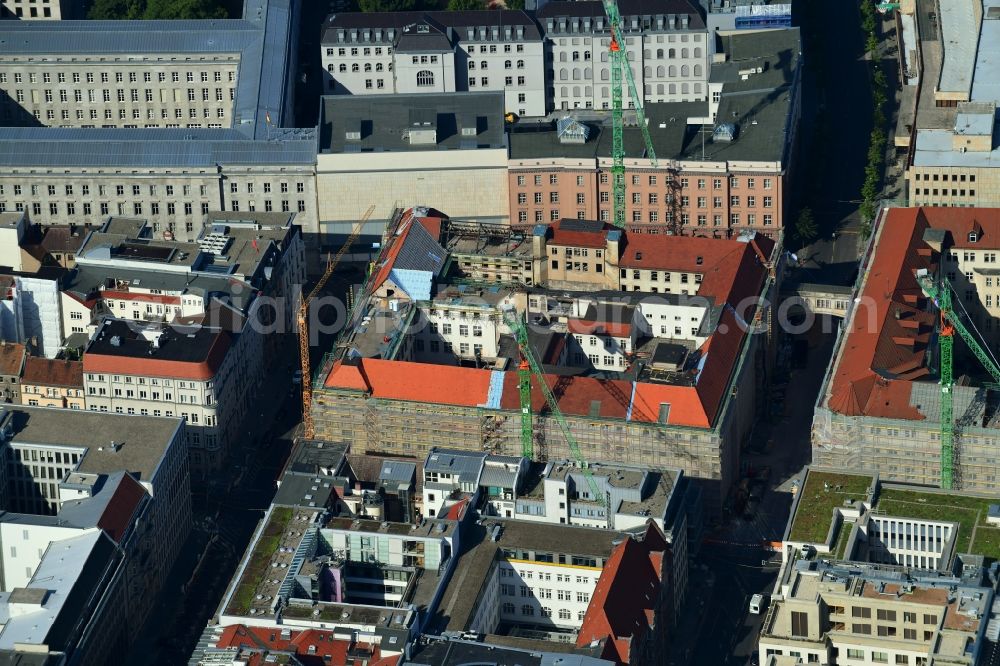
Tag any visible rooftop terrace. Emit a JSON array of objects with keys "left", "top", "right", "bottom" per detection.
[
  {"left": 787, "top": 470, "right": 874, "bottom": 543},
  {"left": 874, "top": 487, "right": 1000, "bottom": 560}
]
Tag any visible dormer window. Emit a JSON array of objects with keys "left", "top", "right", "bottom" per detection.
[
  {"left": 635, "top": 252, "right": 642, "bottom": 260},
  {"left": 696, "top": 256, "right": 703, "bottom": 265},
  {"left": 969, "top": 231, "right": 979, "bottom": 243}
]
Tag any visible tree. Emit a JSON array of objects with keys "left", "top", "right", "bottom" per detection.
[
  {"left": 88, "top": 0, "right": 145, "bottom": 19},
  {"left": 794, "top": 207, "right": 818, "bottom": 247},
  {"left": 143, "top": 0, "right": 227, "bottom": 18},
  {"left": 448, "top": 0, "right": 483, "bottom": 9},
  {"left": 358, "top": 0, "right": 416, "bottom": 12},
  {"left": 505, "top": 0, "right": 525, "bottom": 8}
]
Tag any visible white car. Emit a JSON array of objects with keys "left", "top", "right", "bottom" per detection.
[{"left": 749, "top": 593, "right": 767, "bottom": 614}]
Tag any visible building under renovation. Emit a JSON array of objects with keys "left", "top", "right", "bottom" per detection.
[
  {"left": 813, "top": 207, "right": 1000, "bottom": 491},
  {"left": 311, "top": 208, "right": 782, "bottom": 510}
]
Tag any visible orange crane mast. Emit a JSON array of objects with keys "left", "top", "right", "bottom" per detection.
[{"left": 300, "top": 205, "right": 375, "bottom": 439}]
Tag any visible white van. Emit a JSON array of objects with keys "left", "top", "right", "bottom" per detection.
[{"left": 749, "top": 593, "right": 767, "bottom": 614}]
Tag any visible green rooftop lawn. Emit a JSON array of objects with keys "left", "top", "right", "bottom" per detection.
[
  {"left": 224, "top": 506, "right": 294, "bottom": 616},
  {"left": 789, "top": 471, "right": 874, "bottom": 543},
  {"left": 874, "top": 489, "right": 1000, "bottom": 561}
]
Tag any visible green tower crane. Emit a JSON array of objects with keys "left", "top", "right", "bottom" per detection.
[
  {"left": 502, "top": 308, "right": 606, "bottom": 507},
  {"left": 603, "top": 0, "right": 659, "bottom": 228},
  {"left": 916, "top": 273, "right": 1000, "bottom": 489}
]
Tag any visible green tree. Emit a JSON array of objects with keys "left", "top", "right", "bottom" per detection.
[
  {"left": 88, "top": 0, "right": 145, "bottom": 19},
  {"left": 505, "top": 0, "right": 525, "bottom": 8},
  {"left": 358, "top": 0, "right": 416, "bottom": 12},
  {"left": 448, "top": 0, "right": 483, "bottom": 9},
  {"left": 143, "top": 0, "right": 227, "bottom": 18},
  {"left": 794, "top": 207, "right": 818, "bottom": 246}
]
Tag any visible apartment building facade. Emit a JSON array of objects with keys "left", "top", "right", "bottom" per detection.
[
  {"left": 20, "top": 356, "right": 84, "bottom": 409},
  {"left": 0, "top": 341, "right": 25, "bottom": 404},
  {"left": 0, "top": 133, "right": 319, "bottom": 243},
  {"left": 0, "top": 407, "right": 191, "bottom": 662},
  {"left": 320, "top": 0, "right": 708, "bottom": 117},
  {"left": 507, "top": 28, "right": 800, "bottom": 239},
  {"left": 759, "top": 560, "right": 993, "bottom": 666},
  {"left": 540, "top": 0, "right": 709, "bottom": 111},
  {"left": 82, "top": 319, "right": 246, "bottom": 476},
  {"left": 322, "top": 11, "right": 546, "bottom": 118},
  {"left": 0, "top": 0, "right": 296, "bottom": 133}
]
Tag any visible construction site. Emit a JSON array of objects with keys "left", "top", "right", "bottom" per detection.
[
  {"left": 303, "top": 207, "right": 782, "bottom": 511},
  {"left": 814, "top": 206, "right": 1000, "bottom": 492}
]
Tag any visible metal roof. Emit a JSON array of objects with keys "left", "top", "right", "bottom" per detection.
[
  {"left": 0, "top": 0, "right": 293, "bottom": 140},
  {"left": 972, "top": 0, "right": 1000, "bottom": 102},
  {"left": 0, "top": 127, "right": 317, "bottom": 168},
  {"left": 479, "top": 464, "right": 518, "bottom": 488},
  {"left": 424, "top": 448, "right": 485, "bottom": 482},
  {"left": 938, "top": 0, "right": 978, "bottom": 96},
  {"left": 319, "top": 92, "right": 505, "bottom": 154},
  {"left": 379, "top": 460, "right": 417, "bottom": 485}
]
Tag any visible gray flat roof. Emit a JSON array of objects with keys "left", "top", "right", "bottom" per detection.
[
  {"left": 913, "top": 129, "right": 1000, "bottom": 167},
  {"left": 972, "top": 1, "right": 1000, "bottom": 102},
  {"left": 0, "top": 127, "right": 317, "bottom": 168},
  {"left": 938, "top": 0, "right": 978, "bottom": 96},
  {"left": 511, "top": 29, "right": 799, "bottom": 165},
  {"left": 0, "top": 0, "right": 294, "bottom": 141},
  {"left": 319, "top": 92, "right": 506, "bottom": 154},
  {"left": 1, "top": 405, "right": 180, "bottom": 483}
]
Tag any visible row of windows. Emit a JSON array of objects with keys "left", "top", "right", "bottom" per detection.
[
  {"left": 327, "top": 46, "right": 393, "bottom": 57},
  {"left": 557, "top": 64, "right": 703, "bottom": 81},
  {"left": 517, "top": 191, "right": 771, "bottom": 208},
  {"left": 2, "top": 87, "right": 233, "bottom": 103},
  {"left": 500, "top": 602, "right": 586, "bottom": 620},
  {"left": 0, "top": 201, "right": 206, "bottom": 217},
  {"left": 916, "top": 172, "right": 976, "bottom": 183},
  {"left": 0, "top": 70, "right": 234, "bottom": 85},
  {"left": 515, "top": 173, "right": 773, "bottom": 189},
  {"left": 517, "top": 208, "right": 773, "bottom": 226},
  {"left": 913, "top": 188, "right": 976, "bottom": 198}
]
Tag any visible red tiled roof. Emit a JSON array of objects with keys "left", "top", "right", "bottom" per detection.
[
  {"left": 215, "top": 625, "right": 395, "bottom": 666},
  {"left": 577, "top": 522, "right": 669, "bottom": 664},
  {"left": 444, "top": 496, "right": 470, "bottom": 520},
  {"left": 97, "top": 474, "right": 147, "bottom": 543},
  {"left": 0, "top": 342, "right": 26, "bottom": 376},
  {"left": 325, "top": 358, "right": 493, "bottom": 406},
  {"left": 619, "top": 233, "right": 774, "bottom": 308},
  {"left": 325, "top": 358, "right": 710, "bottom": 426},
  {"left": 568, "top": 317, "right": 633, "bottom": 339},
  {"left": 549, "top": 219, "right": 610, "bottom": 248},
  {"left": 99, "top": 289, "right": 181, "bottom": 305},
  {"left": 21, "top": 357, "right": 84, "bottom": 388},
  {"left": 828, "top": 207, "right": 950, "bottom": 419},
  {"left": 416, "top": 214, "right": 444, "bottom": 241}
]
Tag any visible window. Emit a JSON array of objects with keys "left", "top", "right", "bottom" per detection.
[
  {"left": 846, "top": 650, "right": 864, "bottom": 659},
  {"left": 416, "top": 70, "right": 434, "bottom": 87}
]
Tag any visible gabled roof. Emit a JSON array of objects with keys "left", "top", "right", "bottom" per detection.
[
  {"left": 0, "top": 342, "right": 26, "bottom": 377},
  {"left": 548, "top": 218, "right": 610, "bottom": 248},
  {"left": 369, "top": 210, "right": 448, "bottom": 298},
  {"left": 21, "top": 357, "right": 83, "bottom": 388},
  {"left": 827, "top": 207, "right": 952, "bottom": 419},
  {"left": 577, "top": 522, "right": 669, "bottom": 664},
  {"left": 95, "top": 473, "right": 147, "bottom": 543},
  {"left": 215, "top": 624, "right": 396, "bottom": 666}
]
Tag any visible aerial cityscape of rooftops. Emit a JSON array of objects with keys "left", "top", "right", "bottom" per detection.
[{"left": 4, "top": 0, "right": 1000, "bottom": 664}]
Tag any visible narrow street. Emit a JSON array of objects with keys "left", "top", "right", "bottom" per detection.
[{"left": 680, "top": 319, "right": 839, "bottom": 666}]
